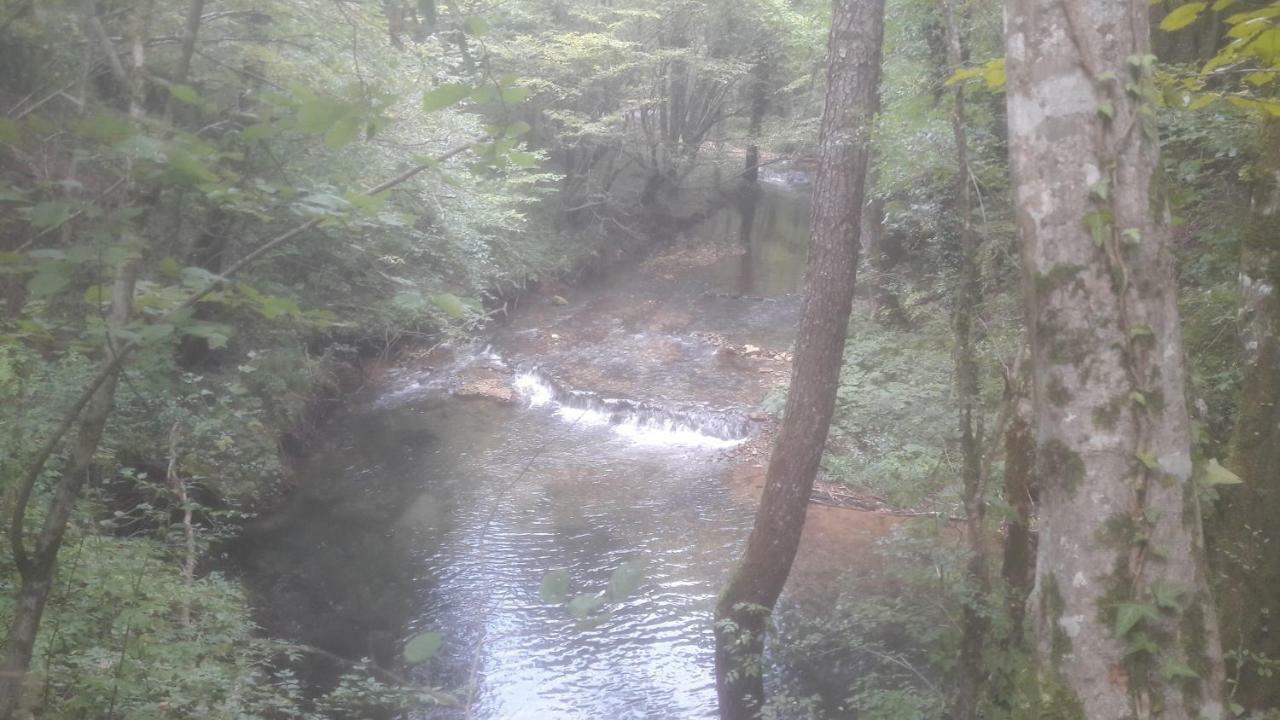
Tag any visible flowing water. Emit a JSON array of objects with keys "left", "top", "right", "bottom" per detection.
[{"left": 238, "top": 182, "right": 895, "bottom": 718}]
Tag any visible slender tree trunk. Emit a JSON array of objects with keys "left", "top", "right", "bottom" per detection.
[
  {"left": 1005, "top": 0, "right": 1227, "bottom": 714},
  {"left": 1216, "top": 116, "right": 1280, "bottom": 710},
  {"left": 744, "top": 57, "right": 770, "bottom": 184},
  {"left": 943, "top": 1, "right": 988, "bottom": 717},
  {"left": 999, "top": 347, "right": 1037, "bottom": 630},
  {"left": 0, "top": 259, "right": 138, "bottom": 720},
  {"left": 713, "top": 1, "right": 883, "bottom": 717}
]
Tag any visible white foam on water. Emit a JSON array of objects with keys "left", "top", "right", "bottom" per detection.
[{"left": 512, "top": 371, "right": 745, "bottom": 450}]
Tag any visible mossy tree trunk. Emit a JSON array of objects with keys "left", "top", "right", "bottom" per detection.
[
  {"left": 943, "top": 0, "right": 988, "bottom": 716},
  {"left": 712, "top": 0, "right": 883, "bottom": 716},
  {"left": 1217, "top": 116, "right": 1280, "bottom": 710},
  {"left": 1004, "top": 0, "right": 1228, "bottom": 714}
]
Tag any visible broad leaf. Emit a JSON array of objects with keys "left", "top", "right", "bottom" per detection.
[
  {"left": 1161, "top": 3, "right": 1207, "bottom": 31},
  {"left": 169, "top": 84, "right": 201, "bottom": 105},
  {"left": 431, "top": 292, "right": 469, "bottom": 320},
  {"left": 422, "top": 84, "right": 471, "bottom": 112},
  {"left": 1200, "top": 458, "right": 1243, "bottom": 486}
]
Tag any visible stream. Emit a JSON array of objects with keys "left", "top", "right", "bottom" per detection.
[{"left": 238, "top": 180, "right": 899, "bottom": 718}]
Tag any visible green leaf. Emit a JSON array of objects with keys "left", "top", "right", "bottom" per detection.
[
  {"left": 140, "top": 323, "right": 176, "bottom": 342},
  {"left": 1151, "top": 579, "right": 1184, "bottom": 610},
  {"left": 607, "top": 558, "right": 646, "bottom": 602},
  {"left": 539, "top": 569, "right": 570, "bottom": 603},
  {"left": 1161, "top": 3, "right": 1207, "bottom": 30},
  {"left": 404, "top": 632, "right": 443, "bottom": 663},
  {"left": 76, "top": 115, "right": 134, "bottom": 144},
  {"left": 324, "top": 115, "right": 361, "bottom": 149},
  {"left": 430, "top": 292, "right": 469, "bottom": 320},
  {"left": 297, "top": 98, "right": 346, "bottom": 134},
  {"left": 1136, "top": 450, "right": 1159, "bottom": 470},
  {"left": 29, "top": 201, "right": 72, "bottom": 229},
  {"left": 463, "top": 16, "right": 489, "bottom": 35},
  {"left": 1084, "top": 210, "right": 1111, "bottom": 247},
  {"left": 241, "top": 123, "right": 275, "bottom": 142},
  {"left": 568, "top": 593, "right": 607, "bottom": 619},
  {"left": 505, "top": 120, "right": 532, "bottom": 137},
  {"left": 169, "top": 84, "right": 201, "bottom": 105},
  {"left": 182, "top": 266, "right": 221, "bottom": 290},
  {"left": 181, "top": 321, "right": 233, "bottom": 350},
  {"left": 84, "top": 285, "right": 108, "bottom": 304},
  {"left": 1162, "top": 662, "right": 1200, "bottom": 681},
  {"left": 507, "top": 151, "right": 537, "bottom": 168},
  {"left": 500, "top": 86, "right": 530, "bottom": 104},
  {"left": 116, "top": 135, "right": 168, "bottom": 163},
  {"left": 27, "top": 269, "right": 69, "bottom": 296},
  {"left": 1098, "top": 100, "right": 1115, "bottom": 119},
  {"left": 1113, "top": 602, "right": 1158, "bottom": 637},
  {"left": 0, "top": 117, "right": 21, "bottom": 145},
  {"left": 166, "top": 148, "right": 218, "bottom": 184},
  {"left": 1089, "top": 179, "right": 1110, "bottom": 201},
  {"left": 1201, "top": 458, "right": 1243, "bottom": 486},
  {"left": 261, "top": 295, "right": 301, "bottom": 320},
  {"left": 422, "top": 84, "right": 471, "bottom": 112}
]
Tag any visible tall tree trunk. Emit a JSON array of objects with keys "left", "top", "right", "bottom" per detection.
[
  {"left": 1217, "top": 116, "right": 1280, "bottom": 711},
  {"left": 943, "top": 1, "right": 988, "bottom": 717},
  {"left": 712, "top": 0, "right": 883, "bottom": 717},
  {"left": 1005, "top": 0, "right": 1227, "bottom": 714}
]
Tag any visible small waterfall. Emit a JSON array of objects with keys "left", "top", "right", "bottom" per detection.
[{"left": 513, "top": 369, "right": 752, "bottom": 449}]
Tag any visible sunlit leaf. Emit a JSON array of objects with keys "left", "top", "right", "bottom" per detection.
[
  {"left": 27, "top": 269, "right": 69, "bottom": 296},
  {"left": 1162, "top": 662, "right": 1200, "bottom": 681},
  {"left": 169, "top": 84, "right": 201, "bottom": 105},
  {"left": 463, "top": 16, "right": 489, "bottom": 35},
  {"left": 1160, "top": 3, "right": 1207, "bottom": 31},
  {"left": 324, "top": 115, "right": 361, "bottom": 149},
  {"left": 1200, "top": 458, "right": 1243, "bottom": 486},
  {"left": 422, "top": 84, "right": 471, "bottom": 112},
  {"left": 430, "top": 292, "right": 469, "bottom": 319}
]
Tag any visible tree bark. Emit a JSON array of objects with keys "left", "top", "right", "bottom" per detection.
[
  {"left": 712, "top": 0, "right": 883, "bottom": 717},
  {"left": 1005, "top": 0, "right": 1228, "bottom": 714},
  {"left": 1216, "top": 116, "right": 1280, "bottom": 710},
  {"left": 999, "top": 347, "right": 1037, "bottom": 630},
  {"left": 943, "top": 0, "right": 988, "bottom": 716}
]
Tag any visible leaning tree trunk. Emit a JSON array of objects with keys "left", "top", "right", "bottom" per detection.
[
  {"left": 1005, "top": 0, "right": 1228, "bottom": 714},
  {"left": 0, "top": 259, "right": 138, "bottom": 719},
  {"left": 1216, "top": 116, "right": 1280, "bottom": 711},
  {"left": 712, "top": 0, "right": 883, "bottom": 717}
]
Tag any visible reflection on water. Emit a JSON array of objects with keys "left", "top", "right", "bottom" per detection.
[
  {"left": 700, "top": 185, "right": 810, "bottom": 297},
  {"left": 238, "top": 182, "right": 839, "bottom": 719}
]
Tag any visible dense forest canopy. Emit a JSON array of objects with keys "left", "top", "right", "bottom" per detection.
[{"left": 0, "top": 0, "right": 1278, "bottom": 717}]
